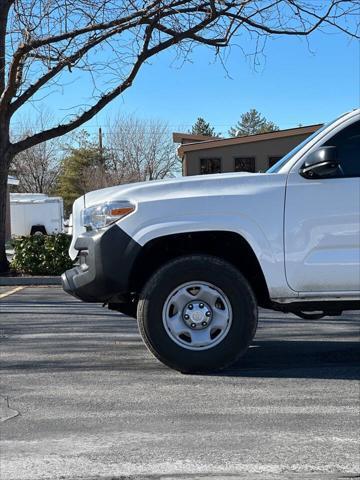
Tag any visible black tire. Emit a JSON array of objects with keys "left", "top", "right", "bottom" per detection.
[
  {"left": 30, "top": 225, "right": 47, "bottom": 235},
  {"left": 137, "top": 255, "right": 258, "bottom": 373}
]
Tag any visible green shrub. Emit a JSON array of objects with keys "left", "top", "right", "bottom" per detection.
[{"left": 11, "top": 233, "right": 74, "bottom": 276}]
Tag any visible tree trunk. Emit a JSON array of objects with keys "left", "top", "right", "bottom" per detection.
[{"left": 0, "top": 148, "right": 12, "bottom": 273}]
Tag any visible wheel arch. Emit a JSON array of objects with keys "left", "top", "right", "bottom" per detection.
[
  {"left": 129, "top": 230, "right": 271, "bottom": 308},
  {"left": 30, "top": 225, "right": 47, "bottom": 235}
]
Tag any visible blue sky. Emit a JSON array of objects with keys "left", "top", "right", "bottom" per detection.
[
  {"left": 14, "top": 27, "right": 360, "bottom": 138},
  {"left": 110, "top": 30, "right": 360, "bottom": 134}
]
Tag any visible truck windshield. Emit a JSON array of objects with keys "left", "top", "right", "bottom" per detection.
[{"left": 266, "top": 114, "right": 346, "bottom": 173}]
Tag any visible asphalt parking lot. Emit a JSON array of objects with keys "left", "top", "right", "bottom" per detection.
[{"left": 0, "top": 286, "right": 359, "bottom": 480}]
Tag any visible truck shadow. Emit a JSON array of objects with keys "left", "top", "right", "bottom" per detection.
[
  {"left": 219, "top": 338, "right": 360, "bottom": 380},
  {"left": 1, "top": 298, "right": 359, "bottom": 380}
]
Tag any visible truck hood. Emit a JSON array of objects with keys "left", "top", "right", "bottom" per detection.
[
  {"left": 69, "top": 172, "right": 273, "bottom": 259},
  {"left": 84, "top": 171, "right": 254, "bottom": 206}
]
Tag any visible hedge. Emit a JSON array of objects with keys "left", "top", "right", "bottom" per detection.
[{"left": 11, "top": 233, "right": 74, "bottom": 276}]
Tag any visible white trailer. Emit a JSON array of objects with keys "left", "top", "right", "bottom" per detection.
[{"left": 10, "top": 193, "right": 64, "bottom": 237}]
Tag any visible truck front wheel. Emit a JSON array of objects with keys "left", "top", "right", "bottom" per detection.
[{"left": 137, "top": 255, "right": 258, "bottom": 373}]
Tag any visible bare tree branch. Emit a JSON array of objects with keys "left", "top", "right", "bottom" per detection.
[
  {"left": 10, "top": 7, "right": 222, "bottom": 154},
  {"left": 105, "top": 114, "right": 180, "bottom": 184}
]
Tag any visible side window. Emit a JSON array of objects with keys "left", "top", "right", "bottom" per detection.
[
  {"left": 200, "top": 158, "right": 221, "bottom": 175},
  {"left": 234, "top": 157, "right": 255, "bottom": 173},
  {"left": 324, "top": 120, "right": 360, "bottom": 177}
]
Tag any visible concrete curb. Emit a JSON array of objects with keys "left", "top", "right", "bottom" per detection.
[{"left": 0, "top": 276, "right": 61, "bottom": 286}]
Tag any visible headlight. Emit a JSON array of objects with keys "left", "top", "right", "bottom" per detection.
[{"left": 81, "top": 201, "right": 135, "bottom": 230}]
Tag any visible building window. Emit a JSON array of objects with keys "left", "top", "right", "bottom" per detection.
[
  {"left": 268, "top": 156, "right": 283, "bottom": 168},
  {"left": 234, "top": 157, "right": 255, "bottom": 173},
  {"left": 200, "top": 158, "right": 221, "bottom": 174}
]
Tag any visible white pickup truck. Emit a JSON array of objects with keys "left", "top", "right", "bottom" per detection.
[{"left": 62, "top": 109, "right": 360, "bottom": 373}]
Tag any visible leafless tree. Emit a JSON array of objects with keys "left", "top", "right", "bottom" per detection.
[
  {"left": 11, "top": 111, "right": 61, "bottom": 194},
  {"left": 56, "top": 117, "right": 178, "bottom": 213},
  {"left": 106, "top": 115, "right": 180, "bottom": 183},
  {"left": 0, "top": 0, "right": 359, "bottom": 270}
]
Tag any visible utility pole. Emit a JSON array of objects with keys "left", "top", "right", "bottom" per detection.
[{"left": 98, "top": 127, "right": 103, "bottom": 164}]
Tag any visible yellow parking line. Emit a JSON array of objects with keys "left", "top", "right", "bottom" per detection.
[{"left": 0, "top": 286, "right": 26, "bottom": 299}]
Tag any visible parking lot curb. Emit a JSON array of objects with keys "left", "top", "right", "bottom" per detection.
[{"left": 0, "top": 276, "right": 61, "bottom": 286}]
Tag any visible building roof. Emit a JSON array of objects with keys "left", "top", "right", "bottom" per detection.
[
  {"left": 7, "top": 175, "right": 19, "bottom": 186},
  {"left": 172, "top": 132, "right": 220, "bottom": 144},
  {"left": 177, "top": 124, "right": 323, "bottom": 158}
]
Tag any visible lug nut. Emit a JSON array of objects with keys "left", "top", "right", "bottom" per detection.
[
  {"left": 205, "top": 311, "right": 211, "bottom": 317},
  {"left": 188, "top": 304, "right": 193, "bottom": 310},
  {"left": 201, "top": 321, "right": 208, "bottom": 327},
  {"left": 184, "top": 314, "right": 190, "bottom": 320},
  {"left": 199, "top": 303, "right": 204, "bottom": 308},
  {"left": 190, "top": 323, "right": 197, "bottom": 329}
]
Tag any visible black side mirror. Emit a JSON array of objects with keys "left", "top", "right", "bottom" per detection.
[{"left": 300, "top": 146, "right": 339, "bottom": 179}]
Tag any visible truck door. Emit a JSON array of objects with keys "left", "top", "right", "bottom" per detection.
[{"left": 284, "top": 119, "right": 360, "bottom": 293}]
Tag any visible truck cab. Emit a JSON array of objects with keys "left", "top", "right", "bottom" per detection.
[{"left": 62, "top": 109, "right": 360, "bottom": 373}]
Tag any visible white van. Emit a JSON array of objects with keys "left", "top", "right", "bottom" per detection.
[{"left": 10, "top": 193, "right": 64, "bottom": 236}]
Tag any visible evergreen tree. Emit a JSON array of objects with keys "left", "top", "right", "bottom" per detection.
[
  {"left": 56, "top": 133, "right": 106, "bottom": 214},
  {"left": 190, "top": 117, "right": 216, "bottom": 137},
  {"left": 228, "top": 109, "right": 279, "bottom": 137}
]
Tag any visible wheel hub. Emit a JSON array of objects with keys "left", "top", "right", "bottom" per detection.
[
  {"left": 162, "top": 281, "right": 232, "bottom": 351},
  {"left": 183, "top": 301, "right": 212, "bottom": 330}
]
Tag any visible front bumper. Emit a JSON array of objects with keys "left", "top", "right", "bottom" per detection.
[{"left": 61, "top": 225, "right": 141, "bottom": 302}]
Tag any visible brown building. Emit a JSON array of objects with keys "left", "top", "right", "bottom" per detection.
[{"left": 174, "top": 124, "right": 322, "bottom": 176}]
